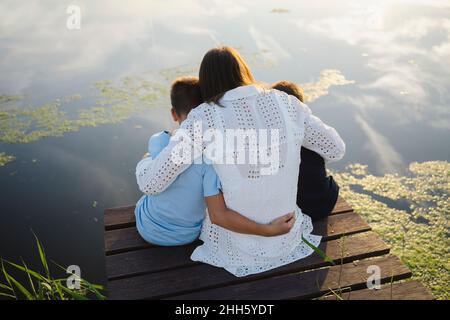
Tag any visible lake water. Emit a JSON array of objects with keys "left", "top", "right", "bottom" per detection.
[{"left": 0, "top": 0, "right": 449, "bottom": 292}]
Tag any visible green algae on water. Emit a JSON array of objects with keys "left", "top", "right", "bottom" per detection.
[
  {"left": 0, "top": 67, "right": 180, "bottom": 166},
  {"left": 302, "top": 69, "right": 355, "bottom": 103},
  {"left": 0, "top": 152, "right": 15, "bottom": 167},
  {"left": 0, "top": 94, "right": 22, "bottom": 105},
  {"left": 270, "top": 8, "right": 291, "bottom": 14},
  {"left": 0, "top": 71, "right": 173, "bottom": 145},
  {"left": 332, "top": 161, "right": 450, "bottom": 299}
]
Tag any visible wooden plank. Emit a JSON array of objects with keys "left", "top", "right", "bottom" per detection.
[
  {"left": 104, "top": 211, "right": 370, "bottom": 255},
  {"left": 104, "top": 227, "right": 151, "bottom": 255},
  {"left": 103, "top": 197, "right": 352, "bottom": 231},
  {"left": 311, "top": 211, "right": 369, "bottom": 240},
  {"left": 106, "top": 242, "right": 197, "bottom": 280},
  {"left": 321, "top": 280, "right": 435, "bottom": 300},
  {"left": 330, "top": 197, "right": 353, "bottom": 215},
  {"left": 106, "top": 231, "right": 383, "bottom": 280},
  {"left": 104, "top": 205, "right": 136, "bottom": 230},
  {"left": 107, "top": 232, "right": 389, "bottom": 299},
  {"left": 168, "top": 255, "right": 411, "bottom": 300}
]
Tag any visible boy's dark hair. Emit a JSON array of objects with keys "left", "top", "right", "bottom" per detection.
[
  {"left": 271, "top": 80, "right": 305, "bottom": 103},
  {"left": 170, "top": 76, "right": 203, "bottom": 116}
]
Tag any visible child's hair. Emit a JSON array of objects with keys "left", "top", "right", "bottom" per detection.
[
  {"left": 170, "top": 76, "right": 203, "bottom": 116},
  {"left": 271, "top": 80, "right": 305, "bottom": 103}
]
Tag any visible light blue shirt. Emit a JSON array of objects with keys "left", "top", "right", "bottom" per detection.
[{"left": 135, "top": 131, "right": 222, "bottom": 246}]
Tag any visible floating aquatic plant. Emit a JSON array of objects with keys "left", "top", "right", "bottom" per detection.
[
  {"left": 270, "top": 8, "right": 291, "bottom": 14},
  {"left": 0, "top": 152, "right": 15, "bottom": 167},
  {"left": 302, "top": 69, "right": 355, "bottom": 103},
  {"left": 0, "top": 71, "right": 171, "bottom": 146},
  {"left": 332, "top": 161, "right": 450, "bottom": 299},
  {"left": 0, "top": 94, "right": 22, "bottom": 105}
]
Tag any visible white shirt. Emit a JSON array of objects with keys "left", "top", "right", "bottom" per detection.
[{"left": 137, "top": 85, "right": 345, "bottom": 277}]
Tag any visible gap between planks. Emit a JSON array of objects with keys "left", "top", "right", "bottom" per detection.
[
  {"left": 104, "top": 197, "right": 354, "bottom": 231},
  {"left": 106, "top": 231, "right": 386, "bottom": 281},
  {"left": 167, "top": 255, "right": 411, "bottom": 300},
  {"left": 107, "top": 232, "right": 390, "bottom": 300},
  {"left": 104, "top": 210, "right": 368, "bottom": 256}
]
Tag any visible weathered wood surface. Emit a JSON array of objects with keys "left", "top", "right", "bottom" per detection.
[
  {"left": 103, "top": 197, "right": 433, "bottom": 300},
  {"left": 104, "top": 210, "right": 369, "bottom": 255},
  {"left": 108, "top": 233, "right": 389, "bottom": 299},
  {"left": 167, "top": 256, "right": 411, "bottom": 300},
  {"left": 106, "top": 232, "right": 385, "bottom": 281},
  {"left": 104, "top": 197, "right": 354, "bottom": 231}
]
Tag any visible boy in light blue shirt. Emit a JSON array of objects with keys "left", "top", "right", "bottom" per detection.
[{"left": 135, "top": 77, "right": 295, "bottom": 246}]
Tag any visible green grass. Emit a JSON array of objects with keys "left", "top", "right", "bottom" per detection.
[
  {"left": 301, "top": 235, "right": 335, "bottom": 265},
  {"left": 0, "top": 232, "right": 106, "bottom": 300}
]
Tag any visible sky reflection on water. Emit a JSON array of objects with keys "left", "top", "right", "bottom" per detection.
[{"left": 0, "top": 0, "right": 449, "bottom": 286}]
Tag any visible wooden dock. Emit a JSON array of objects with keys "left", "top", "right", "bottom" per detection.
[{"left": 103, "top": 197, "right": 434, "bottom": 300}]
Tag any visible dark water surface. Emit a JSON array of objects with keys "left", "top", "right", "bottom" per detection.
[{"left": 0, "top": 0, "right": 449, "bottom": 287}]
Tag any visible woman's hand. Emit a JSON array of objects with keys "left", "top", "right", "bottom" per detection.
[{"left": 263, "top": 212, "right": 296, "bottom": 237}]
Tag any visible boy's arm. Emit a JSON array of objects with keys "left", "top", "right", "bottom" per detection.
[{"left": 205, "top": 193, "right": 295, "bottom": 237}]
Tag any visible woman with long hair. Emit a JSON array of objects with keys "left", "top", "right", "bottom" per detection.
[{"left": 139, "top": 46, "right": 345, "bottom": 277}]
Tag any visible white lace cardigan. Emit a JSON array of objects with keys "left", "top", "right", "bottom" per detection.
[{"left": 136, "top": 84, "right": 345, "bottom": 277}]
